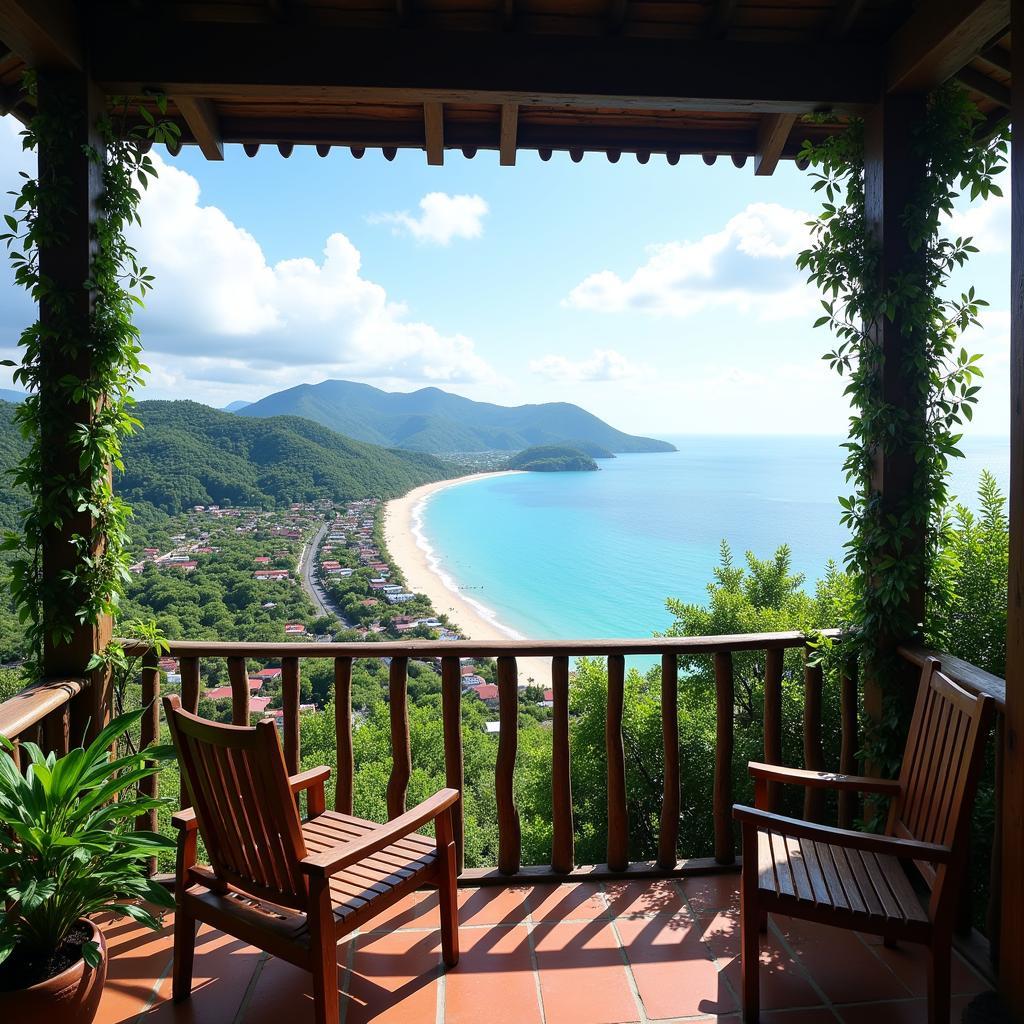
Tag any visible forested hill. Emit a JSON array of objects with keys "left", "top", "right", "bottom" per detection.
[
  {"left": 238, "top": 379, "right": 676, "bottom": 454},
  {"left": 117, "top": 400, "right": 454, "bottom": 513}
]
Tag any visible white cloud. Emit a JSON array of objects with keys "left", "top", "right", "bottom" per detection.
[
  {"left": 565, "top": 202, "right": 814, "bottom": 320},
  {"left": 529, "top": 348, "right": 648, "bottom": 383},
  {"left": 946, "top": 190, "right": 1009, "bottom": 253},
  {"left": 369, "top": 192, "right": 489, "bottom": 245}
]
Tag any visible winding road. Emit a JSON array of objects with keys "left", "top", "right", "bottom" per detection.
[{"left": 298, "top": 522, "right": 350, "bottom": 626}]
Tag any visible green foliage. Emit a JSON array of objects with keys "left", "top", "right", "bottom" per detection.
[
  {"left": 0, "top": 710, "right": 175, "bottom": 978},
  {"left": 0, "top": 84, "right": 180, "bottom": 667},
  {"left": 506, "top": 445, "right": 599, "bottom": 472},
  {"left": 796, "top": 84, "right": 1008, "bottom": 774}
]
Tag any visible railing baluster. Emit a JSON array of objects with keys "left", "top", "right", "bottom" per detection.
[
  {"left": 496, "top": 655, "right": 521, "bottom": 874},
  {"left": 180, "top": 656, "right": 200, "bottom": 714},
  {"left": 551, "top": 655, "right": 574, "bottom": 873},
  {"left": 714, "top": 651, "right": 735, "bottom": 864},
  {"left": 227, "top": 656, "right": 250, "bottom": 725},
  {"left": 440, "top": 656, "right": 465, "bottom": 873},
  {"left": 282, "top": 656, "right": 300, "bottom": 775},
  {"left": 606, "top": 653, "right": 629, "bottom": 872},
  {"left": 988, "top": 713, "right": 1005, "bottom": 970},
  {"left": 387, "top": 656, "right": 411, "bottom": 818},
  {"left": 838, "top": 657, "right": 859, "bottom": 828},
  {"left": 763, "top": 647, "right": 783, "bottom": 812},
  {"left": 658, "top": 651, "right": 679, "bottom": 869},
  {"left": 138, "top": 648, "right": 160, "bottom": 875},
  {"left": 42, "top": 701, "right": 70, "bottom": 757},
  {"left": 334, "top": 656, "right": 354, "bottom": 814},
  {"left": 803, "top": 647, "right": 825, "bottom": 822}
]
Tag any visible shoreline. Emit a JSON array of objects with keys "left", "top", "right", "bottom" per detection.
[{"left": 382, "top": 471, "right": 553, "bottom": 688}]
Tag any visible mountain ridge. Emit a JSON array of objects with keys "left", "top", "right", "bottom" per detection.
[{"left": 238, "top": 379, "right": 676, "bottom": 454}]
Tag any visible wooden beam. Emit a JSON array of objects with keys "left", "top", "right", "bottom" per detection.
[
  {"left": 424, "top": 100, "right": 443, "bottom": 164},
  {"left": 499, "top": 101, "right": 517, "bottom": 165},
  {"left": 1002, "top": 8, "right": 1024, "bottom": 1014},
  {"left": 887, "top": 0, "right": 1009, "bottom": 93},
  {"left": 982, "top": 43, "right": 1013, "bottom": 74},
  {"left": 174, "top": 95, "right": 224, "bottom": 160},
  {"left": 828, "top": 0, "right": 866, "bottom": 38},
  {"left": 0, "top": 0, "right": 82, "bottom": 69},
  {"left": 956, "top": 65, "right": 1011, "bottom": 107},
  {"left": 89, "top": 22, "right": 882, "bottom": 116},
  {"left": 753, "top": 113, "right": 795, "bottom": 176}
]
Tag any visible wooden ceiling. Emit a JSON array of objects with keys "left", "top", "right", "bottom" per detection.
[{"left": 0, "top": 1, "right": 1012, "bottom": 172}]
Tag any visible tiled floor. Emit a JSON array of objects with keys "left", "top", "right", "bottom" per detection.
[{"left": 93, "top": 876, "right": 989, "bottom": 1024}]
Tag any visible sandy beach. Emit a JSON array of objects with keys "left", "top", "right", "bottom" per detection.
[{"left": 382, "top": 471, "right": 552, "bottom": 688}]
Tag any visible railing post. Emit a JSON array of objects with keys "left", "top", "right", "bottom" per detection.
[
  {"left": 281, "top": 656, "right": 300, "bottom": 776},
  {"left": 658, "top": 652, "right": 679, "bottom": 869},
  {"left": 606, "top": 653, "right": 629, "bottom": 872},
  {"left": 551, "top": 655, "right": 574, "bottom": 873},
  {"left": 179, "top": 656, "right": 201, "bottom": 807},
  {"left": 496, "top": 656, "right": 521, "bottom": 874},
  {"left": 988, "top": 713, "right": 1005, "bottom": 971},
  {"left": 440, "top": 656, "right": 465, "bottom": 873},
  {"left": 138, "top": 648, "right": 160, "bottom": 876},
  {"left": 227, "top": 656, "right": 250, "bottom": 726},
  {"left": 387, "top": 656, "right": 411, "bottom": 818},
  {"left": 763, "top": 647, "right": 784, "bottom": 812},
  {"left": 334, "top": 657, "right": 354, "bottom": 815},
  {"left": 838, "top": 658, "right": 859, "bottom": 828},
  {"left": 714, "top": 651, "right": 735, "bottom": 865},
  {"left": 803, "top": 647, "right": 825, "bottom": 822}
]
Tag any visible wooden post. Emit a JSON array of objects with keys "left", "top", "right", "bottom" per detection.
[
  {"left": 334, "top": 657, "right": 353, "bottom": 814},
  {"left": 606, "top": 653, "right": 628, "bottom": 872},
  {"left": 1001, "top": 5, "right": 1024, "bottom": 1009},
  {"left": 440, "top": 656, "right": 465, "bottom": 872},
  {"left": 714, "top": 651, "right": 735, "bottom": 864},
  {"left": 495, "top": 656, "right": 521, "bottom": 874},
  {"left": 550, "top": 655, "right": 574, "bottom": 873},
  {"left": 862, "top": 92, "right": 929, "bottom": 742},
  {"left": 387, "top": 656, "right": 411, "bottom": 819},
  {"left": 658, "top": 651, "right": 679, "bottom": 869},
  {"left": 36, "top": 71, "right": 112, "bottom": 740}
]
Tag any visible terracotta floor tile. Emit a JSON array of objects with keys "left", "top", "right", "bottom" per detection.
[
  {"left": 346, "top": 927, "right": 441, "bottom": 1024},
  {"left": 96, "top": 913, "right": 176, "bottom": 1024},
  {"left": 681, "top": 873, "right": 742, "bottom": 915},
  {"left": 774, "top": 919, "right": 907, "bottom": 1005},
  {"left": 143, "top": 925, "right": 263, "bottom": 1023},
  {"left": 528, "top": 883, "right": 608, "bottom": 922},
  {"left": 605, "top": 879, "right": 686, "bottom": 918},
  {"left": 616, "top": 911, "right": 734, "bottom": 1018},
  {"left": 835, "top": 994, "right": 972, "bottom": 1024},
  {"left": 458, "top": 885, "right": 532, "bottom": 926},
  {"left": 241, "top": 956, "right": 317, "bottom": 1024},
  {"left": 532, "top": 919, "right": 639, "bottom": 1024},
  {"left": 698, "top": 911, "right": 823, "bottom": 1012},
  {"left": 364, "top": 890, "right": 441, "bottom": 933},
  {"left": 443, "top": 924, "right": 541, "bottom": 1024},
  {"left": 858, "top": 937, "right": 987, "bottom": 998}
]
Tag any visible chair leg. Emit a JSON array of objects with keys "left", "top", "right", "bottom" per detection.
[
  {"left": 758, "top": 910, "right": 768, "bottom": 935},
  {"left": 172, "top": 907, "right": 197, "bottom": 1002},
  {"left": 926, "top": 940, "right": 951, "bottom": 1024},
  {"left": 740, "top": 890, "right": 760, "bottom": 1024},
  {"left": 310, "top": 878, "right": 340, "bottom": 1024},
  {"left": 439, "top": 839, "right": 460, "bottom": 968}
]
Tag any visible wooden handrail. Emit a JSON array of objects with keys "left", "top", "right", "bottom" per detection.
[
  {"left": 0, "top": 676, "right": 84, "bottom": 741},
  {"left": 898, "top": 643, "right": 1006, "bottom": 709}
]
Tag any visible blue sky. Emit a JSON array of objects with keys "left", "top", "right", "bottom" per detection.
[{"left": 0, "top": 113, "right": 1011, "bottom": 437}]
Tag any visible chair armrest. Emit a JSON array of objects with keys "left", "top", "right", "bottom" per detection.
[
  {"left": 300, "top": 788, "right": 460, "bottom": 878},
  {"left": 748, "top": 762, "right": 902, "bottom": 795},
  {"left": 171, "top": 807, "right": 198, "bottom": 832},
  {"left": 732, "top": 804, "right": 953, "bottom": 863},
  {"left": 289, "top": 765, "right": 331, "bottom": 794}
]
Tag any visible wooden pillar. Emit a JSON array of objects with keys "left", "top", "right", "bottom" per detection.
[
  {"left": 861, "top": 93, "right": 929, "bottom": 731},
  {"left": 1000, "top": 3, "right": 1024, "bottom": 1009},
  {"left": 35, "top": 71, "right": 111, "bottom": 739}
]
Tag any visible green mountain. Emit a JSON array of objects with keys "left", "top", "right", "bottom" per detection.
[
  {"left": 507, "top": 445, "right": 599, "bottom": 472},
  {"left": 118, "top": 401, "right": 454, "bottom": 514},
  {"left": 239, "top": 380, "right": 676, "bottom": 455}
]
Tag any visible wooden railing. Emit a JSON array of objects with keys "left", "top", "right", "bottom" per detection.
[
  {"left": 0, "top": 675, "right": 85, "bottom": 768},
  {"left": 118, "top": 631, "right": 856, "bottom": 878}
]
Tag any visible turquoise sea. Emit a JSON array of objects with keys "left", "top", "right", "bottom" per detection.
[{"left": 415, "top": 435, "right": 1011, "bottom": 643}]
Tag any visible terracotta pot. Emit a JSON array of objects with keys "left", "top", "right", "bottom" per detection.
[{"left": 0, "top": 919, "right": 107, "bottom": 1024}]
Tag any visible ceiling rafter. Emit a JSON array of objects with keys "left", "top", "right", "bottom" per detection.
[
  {"left": 956, "top": 65, "right": 1011, "bottom": 107},
  {"left": 0, "top": 0, "right": 82, "bottom": 70},
  {"left": 828, "top": 0, "right": 865, "bottom": 38},
  {"left": 424, "top": 100, "right": 444, "bottom": 164},
  {"left": 754, "top": 113, "right": 795, "bottom": 176},
  {"left": 705, "top": 0, "right": 738, "bottom": 40},
  {"left": 499, "top": 102, "right": 518, "bottom": 165},
  {"left": 174, "top": 95, "right": 224, "bottom": 160}
]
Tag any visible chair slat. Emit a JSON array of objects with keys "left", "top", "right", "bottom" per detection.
[{"left": 813, "top": 841, "right": 849, "bottom": 911}]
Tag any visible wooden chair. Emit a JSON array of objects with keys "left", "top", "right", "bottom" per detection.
[
  {"left": 733, "top": 657, "right": 993, "bottom": 1024},
  {"left": 163, "top": 694, "right": 461, "bottom": 1024}
]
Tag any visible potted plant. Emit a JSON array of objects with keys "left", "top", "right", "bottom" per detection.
[{"left": 0, "top": 709, "right": 175, "bottom": 1023}]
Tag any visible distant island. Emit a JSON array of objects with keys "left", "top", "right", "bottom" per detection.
[
  {"left": 238, "top": 379, "right": 676, "bottom": 455},
  {"left": 507, "top": 445, "right": 599, "bottom": 472}
]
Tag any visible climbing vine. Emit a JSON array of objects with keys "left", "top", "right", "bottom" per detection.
[
  {"left": 1, "top": 77, "right": 179, "bottom": 669},
  {"left": 797, "top": 84, "right": 1008, "bottom": 786}
]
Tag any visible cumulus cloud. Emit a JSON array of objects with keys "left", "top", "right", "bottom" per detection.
[
  {"left": 369, "top": 192, "right": 489, "bottom": 245},
  {"left": 565, "top": 202, "right": 814, "bottom": 320},
  {"left": 946, "top": 190, "right": 1009, "bottom": 253},
  {"left": 0, "top": 118, "right": 498, "bottom": 401},
  {"left": 529, "top": 348, "right": 648, "bottom": 383}
]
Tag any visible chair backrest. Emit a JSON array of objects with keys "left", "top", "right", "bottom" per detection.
[
  {"left": 164, "top": 695, "right": 309, "bottom": 910},
  {"left": 887, "top": 657, "right": 994, "bottom": 912}
]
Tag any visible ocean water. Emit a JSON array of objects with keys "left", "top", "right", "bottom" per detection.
[{"left": 417, "top": 435, "right": 1011, "bottom": 643}]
